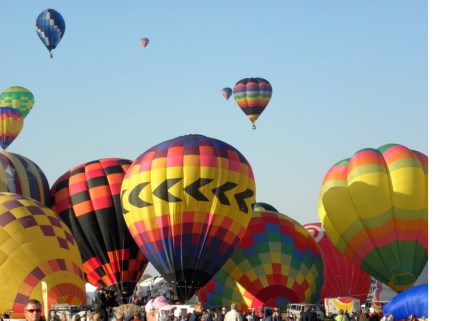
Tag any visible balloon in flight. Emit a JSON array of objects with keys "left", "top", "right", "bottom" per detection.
[
  {"left": 121, "top": 134, "right": 256, "bottom": 302},
  {"left": 50, "top": 158, "right": 148, "bottom": 294},
  {"left": 233, "top": 77, "right": 272, "bottom": 129},
  {"left": 35, "top": 8, "right": 66, "bottom": 58},
  {"left": 140, "top": 37, "right": 150, "bottom": 48},
  {"left": 0, "top": 107, "right": 24, "bottom": 150},
  {"left": 222, "top": 87, "right": 232, "bottom": 100},
  {"left": 0, "top": 192, "right": 86, "bottom": 319},
  {"left": 0, "top": 151, "right": 50, "bottom": 206},
  {"left": 318, "top": 143, "right": 428, "bottom": 293},
  {"left": 0, "top": 86, "right": 35, "bottom": 118},
  {"left": 198, "top": 210, "right": 324, "bottom": 309}
]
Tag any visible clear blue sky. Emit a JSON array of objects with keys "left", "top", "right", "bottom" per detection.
[{"left": 2, "top": 0, "right": 444, "bottom": 312}]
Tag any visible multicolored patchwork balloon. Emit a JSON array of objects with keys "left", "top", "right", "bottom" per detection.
[
  {"left": 0, "top": 86, "right": 35, "bottom": 118},
  {"left": 35, "top": 8, "right": 65, "bottom": 58},
  {"left": 198, "top": 210, "right": 324, "bottom": 309},
  {"left": 0, "top": 192, "right": 86, "bottom": 319},
  {"left": 303, "top": 222, "right": 371, "bottom": 303},
  {"left": 318, "top": 144, "right": 428, "bottom": 293},
  {"left": 50, "top": 158, "right": 148, "bottom": 295},
  {"left": 121, "top": 134, "right": 256, "bottom": 302},
  {"left": 0, "top": 151, "right": 50, "bottom": 206},
  {"left": 233, "top": 77, "right": 272, "bottom": 129},
  {"left": 222, "top": 87, "right": 232, "bottom": 100},
  {"left": 0, "top": 107, "right": 24, "bottom": 150}
]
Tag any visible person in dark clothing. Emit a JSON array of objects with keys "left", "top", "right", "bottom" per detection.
[
  {"left": 303, "top": 307, "right": 317, "bottom": 321},
  {"left": 216, "top": 307, "right": 226, "bottom": 321},
  {"left": 188, "top": 303, "right": 203, "bottom": 321}
]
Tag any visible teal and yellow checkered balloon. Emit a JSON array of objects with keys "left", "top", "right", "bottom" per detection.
[{"left": 0, "top": 86, "right": 35, "bottom": 118}]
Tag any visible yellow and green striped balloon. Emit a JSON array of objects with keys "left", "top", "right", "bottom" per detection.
[{"left": 0, "top": 86, "right": 35, "bottom": 118}]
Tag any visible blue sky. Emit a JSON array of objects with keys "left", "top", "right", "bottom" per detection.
[{"left": 1, "top": 1, "right": 427, "bottom": 226}]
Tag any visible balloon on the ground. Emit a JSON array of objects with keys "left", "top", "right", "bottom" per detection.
[
  {"left": 121, "top": 134, "right": 256, "bottom": 302},
  {"left": 0, "top": 192, "right": 86, "bottom": 319},
  {"left": 253, "top": 202, "right": 278, "bottom": 212},
  {"left": 318, "top": 144, "right": 428, "bottom": 293},
  {"left": 0, "top": 107, "right": 24, "bottom": 150},
  {"left": 50, "top": 158, "right": 148, "bottom": 295},
  {"left": 140, "top": 37, "right": 150, "bottom": 48},
  {"left": 303, "top": 222, "right": 371, "bottom": 303},
  {"left": 35, "top": 8, "right": 66, "bottom": 58},
  {"left": 382, "top": 284, "right": 428, "bottom": 320},
  {"left": 0, "top": 86, "right": 35, "bottom": 118},
  {"left": 0, "top": 151, "right": 50, "bottom": 206},
  {"left": 233, "top": 77, "right": 272, "bottom": 129},
  {"left": 198, "top": 210, "right": 324, "bottom": 310},
  {"left": 222, "top": 87, "right": 232, "bottom": 100}
]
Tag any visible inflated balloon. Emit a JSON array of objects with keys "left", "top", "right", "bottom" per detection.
[
  {"left": 318, "top": 144, "right": 428, "bottom": 293},
  {"left": 303, "top": 222, "right": 371, "bottom": 303},
  {"left": 233, "top": 77, "right": 272, "bottom": 129},
  {"left": 35, "top": 8, "right": 65, "bottom": 58},
  {"left": 121, "top": 134, "right": 256, "bottom": 301},
  {"left": 0, "top": 107, "right": 24, "bottom": 150},
  {"left": 253, "top": 202, "right": 278, "bottom": 212},
  {"left": 140, "top": 37, "right": 150, "bottom": 48},
  {"left": 0, "top": 86, "right": 35, "bottom": 118},
  {"left": 222, "top": 87, "right": 232, "bottom": 100},
  {"left": 0, "top": 192, "right": 86, "bottom": 319},
  {"left": 50, "top": 158, "right": 148, "bottom": 295},
  {"left": 198, "top": 210, "right": 324, "bottom": 309},
  {"left": 383, "top": 284, "right": 428, "bottom": 320},
  {"left": 0, "top": 151, "right": 50, "bottom": 206}
]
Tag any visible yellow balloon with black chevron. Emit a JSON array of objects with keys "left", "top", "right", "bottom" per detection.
[{"left": 121, "top": 134, "right": 256, "bottom": 302}]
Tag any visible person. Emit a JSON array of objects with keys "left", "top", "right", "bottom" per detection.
[
  {"left": 334, "top": 309, "right": 349, "bottom": 321},
  {"left": 246, "top": 311, "right": 255, "bottom": 321},
  {"left": 188, "top": 303, "right": 204, "bottom": 321},
  {"left": 359, "top": 310, "right": 370, "bottom": 321},
  {"left": 303, "top": 307, "right": 317, "bottom": 321},
  {"left": 216, "top": 307, "right": 226, "bottom": 321},
  {"left": 407, "top": 316, "right": 418, "bottom": 321},
  {"left": 24, "top": 299, "right": 43, "bottom": 321},
  {"left": 60, "top": 312, "right": 67, "bottom": 321},
  {"left": 224, "top": 303, "right": 242, "bottom": 321},
  {"left": 132, "top": 311, "right": 141, "bottom": 321},
  {"left": 270, "top": 309, "right": 282, "bottom": 321}
]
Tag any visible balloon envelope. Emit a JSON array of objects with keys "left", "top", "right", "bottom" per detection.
[
  {"left": 318, "top": 144, "right": 428, "bottom": 293},
  {"left": 50, "top": 158, "right": 148, "bottom": 294},
  {"left": 0, "top": 151, "right": 50, "bottom": 206},
  {"left": 303, "top": 222, "right": 371, "bottom": 303},
  {"left": 0, "top": 192, "right": 86, "bottom": 319},
  {"left": 233, "top": 77, "right": 272, "bottom": 129},
  {"left": 121, "top": 134, "right": 256, "bottom": 302},
  {"left": 0, "top": 106, "right": 24, "bottom": 150},
  {"left": 198, "top": 210, "right": 324, "bottom": 309},
  {"left": 140, "top": 37, "right": 150, "bottom": 47},
  {"left": 382, "top": 284, "right": 428, "bottom": 320},
  {"left": 0, "top": 86, "right": 35, "bottom": 118},
  {"left": 222, "top": 87, "right": 232, "bottom": 100},
  {"left": 35, "top": 8, "right": 65, "bottom": 57},
  {"left": 253, "top": 202, "right": 278, "bottom": 212}
]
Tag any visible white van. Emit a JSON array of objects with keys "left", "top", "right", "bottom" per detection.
[{"left": 286, "top": 303, "right": 324, "bottom": 321}]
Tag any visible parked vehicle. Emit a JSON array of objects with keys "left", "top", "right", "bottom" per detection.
[
  {"left": 286, "top": 303, "right": 324, "bottom": 321},
  {"left": 323, "top": 297, "right": 361, "bottom": 319}
]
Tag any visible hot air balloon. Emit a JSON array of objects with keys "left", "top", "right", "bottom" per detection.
[
  {"left": 0, "top": 151, "right": 50, "bottom": 206},
  {"left": 35, "top": 8, "right": 66, "bottom": 58},
  {"left": 198, "top": 210, "right": 324, "bottom": 309},
  {"left": 140, "top": 37, "right": 150, "bottom": 48},
  {"left": 50, "top": 158, "right": 148, "bottom": 298},
  {"left": 253, "top": 202, "right": 278, "bottom": 212},
  {"left": 222, "top": 87, "right": 232, "bottom": 100},
  {"left": 121, "top": 134, "right": 256, "bottom": 302},
  {"left": 0, "top": 192, "right": 86, "bottom": 319},
  {"left": 303, "top": 222, "right": 371, "bottom": 303},
  {"left": 383, "top": 284, "right": 428, "bottom": 320},
  {"left": 0, "top": 107, "right": 24, "bottom": 150},
  {"left": 0, "top": 86, "right": 35, "bottom": 118},
  {"left": 318, "top": 144, "right": 428, "bottom": 293},
  {"left": 233, "top": 77, "right": 272, "bottom": 129}
]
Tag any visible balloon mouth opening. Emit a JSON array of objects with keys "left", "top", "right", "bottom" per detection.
[{"left": 387, "top": 273, "right": 417, "bottom": 293}]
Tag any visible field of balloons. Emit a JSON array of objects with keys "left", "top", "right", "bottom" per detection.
[{"left": 0, "top": 7, "right": 427, "bottom": 321}]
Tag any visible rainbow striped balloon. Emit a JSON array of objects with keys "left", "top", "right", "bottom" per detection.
[
  {"left": 0, "top": 106, "right": 24, "bottom": 150},
  {"left": 318, "top": 143, "right": 428, "bottom": 293},
  {"left": 198, "top": 210, "right": 324, "bottom": 309},
  {"left": 233, "top": 77, "right": 272, "bottom": 129}
]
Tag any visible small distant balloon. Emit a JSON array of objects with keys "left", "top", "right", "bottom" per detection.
[
  {"left": 0, "top": 86, "right": 35, "bottom": 118},
  {"left": 35, "top": 8, "right": 66, "bottom": 58},
  {"left": 0, "top": 107, "right": 24, "bottom": 150},
  {"left": 222, "top": 87, "right": 232, "bottom": 100},
  {"left": 140, "top": 37, "right": 150, "bottom": 48}
]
